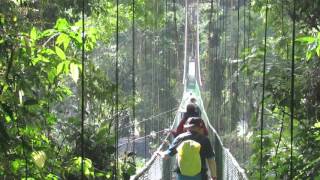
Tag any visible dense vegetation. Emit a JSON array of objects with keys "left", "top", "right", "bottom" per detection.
[
  {"left": 201, "top": 0, "right": 320, "bottom": 179},
  {"left": 0, "top": 0, "right": 319, "bottom": 179}
]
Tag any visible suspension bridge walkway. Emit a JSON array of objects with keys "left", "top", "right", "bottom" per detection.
[
  {"left": 130, "top": 81, "right": 247, "bottom": 180},
  {"left": 119, "top": 1, "right": 249, "bottom": 179}
]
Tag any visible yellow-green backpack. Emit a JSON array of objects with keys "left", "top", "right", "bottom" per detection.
[{"left": 177, "top": 140, "right": 202, "bottom": 176}]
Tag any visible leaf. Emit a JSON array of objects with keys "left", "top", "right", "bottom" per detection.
[
  {"left": 41, "top": 48, "right": 56, "bottom": 56},
  {"left": 48, "top": 68, "right": 56, "bottom": 83},
  {"left": 18, "top": 90, "right": 24, "bottom": 105},
  {"left": 54, "top": 18, "right": 69, "bottom": 31},
  {"left": 55, "top": 46, "right": 66, "bottom": 60},
  {"left": 11, "top": 159, "right": 24, "bottom": 174},
  {"left": 314, "top": 122, "right": 320, "bottom": 129},
  {"left": 31, "top": 151, "right": 46, "bottom": 168},
  {"left": 30, "top": 27, "right": 37, "bottom": 41},
  {"left": 46, "top": 113, "right": 57, "bottom": 126},
  {"left": 70, "top": 63, "right": 79, "bottom": 83},
  {"left": 45, "top": 174, "right": 59, "bottom": 180},
  {"left": 5, "top": 115, "right": 11, "bottom": 123},
  {"left": 56, "top": 33, "right": 71, "bottom": 50},
  {"left": 40, "top": 29, "right": 56, "bottom": 38},
  {"left": 296, "top": 36, "right": 315, "bottom": 43},
  {"left": 316, "top": 45, "right": 320, "bottom": 57},
  {"left": 306, "top": 51, "right": 313, "bottom": 60},
  {"left": 32, "top": 55, "right": 50, "bottom": 65},
  {"left": 57, "top": 62, "right": 65, "bottom": 75},
  {"left": 0, "top": 13, "right": 4, "bottom": 24}
]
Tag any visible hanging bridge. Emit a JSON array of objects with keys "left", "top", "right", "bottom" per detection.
[
  {"left": 1, "top": 0, "right": 305, "bottom": 178},
  {"left": 118, "top": 0, "right": 248, "bottom": 179}
]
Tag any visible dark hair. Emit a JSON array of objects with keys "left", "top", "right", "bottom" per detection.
[
  {"left": 186, "top": 103, "right": 196, "bottom": 113},
  {"left": 184, "top": 117, "right": 204, "bottom": 128},
  {"left": 183, "top": 104, "right": 197, "bottom": 119}
]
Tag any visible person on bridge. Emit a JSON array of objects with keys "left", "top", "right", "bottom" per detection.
[
  {"left": 189, "top": 94, "right": 201, "bottom": 117},
  {"left": 158, "top": 117, "right": 217, "bottom": 180},
  {"left": 171, "top": 103, "right": 208, "bottom": 137}
]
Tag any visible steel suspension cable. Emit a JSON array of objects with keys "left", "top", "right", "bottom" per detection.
[
  {"left": 114, "top": 0, "right": 120, "bottom": 178},
  {"left": 242, "top": 0, "right": 247, "bottom": 164},
  {"left": 143, "top": 0, "right": 148, "bottom": 167},
  {"left": 260, "top": 0, "right": 269, "bottom": 179},
  {"left": 132, "top": 0, "right": 136, "bottom": 156},
  {"left": 248, "top": 0, "right": 251, "bottom": 48},
  {"left": 274, "top": 0, "right": 287, "bottom": 170},
  {"left": 216, "top": 1, "right": 220, "bottom": 132},
  {"left": 290, "top": 0, "right": 296, "bottom": 178},
  {"left": 222, "top": 0, "right": 226, "bottom": 134},
  {"left": 208, "top": 0, "right": 213, "bottom": 123},
  {"left": 151, "top": 0, "right": 155, "bottom": 140},
  {"left": 236, "top": 0, "right": 240, "bottom": 83},
  {"left": 81, "top": 0, "right": 85, "bottom": 178},
  {"left": 183, "top": 0, "right": 188, "bottom": 85},
  {"left": 196, "top": 0, "right": 202, "bottom": 86}
]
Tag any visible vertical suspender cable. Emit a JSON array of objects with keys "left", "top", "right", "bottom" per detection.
[
  {"left": 183, "top": 0, "right": 188, "bottom": 85},
  {"left": 247, "top": 1, "right": 251, "bottom": 167},
  {"left": 166, "top": 0, "right": 169, "bottom": 94},
  {"left": 81, "top": 0, "right": 85, "bottom": 178},
  {"left": 275, "top": 0, "right": 286, "bottom": 165},
  {"left": 132, "top": 0, "right": 136, "bottom": 155},
  {"left": 243, "top": 0, "right": 246, "bottom": 163},
  {"left": 260, "top": 0, "right": 268, "bottom": 179},
  {"left": 290, "top": 0, "right": 296, "bottom": 178},
  {"left": 144, "top": 119, "right": 147, "bottom": 165},
  {"left": 196, "top": 0, "right": 201, "bottom": 86},
  {"left": 114, "top": 0, "right": 119, "bottom": 178},
  {"left": 215, "top": 1, "right": 219, "bottom": 131},
  {"left": 236, "top": 0, "right": 240, "bottom": 83},
  {"left": 222, "top": 0, "right": 225, "bottom": 125},
  {"left": 208, "top": 0, "right": 213, "bottom": 121},
  {"left": 248, "top": 0, "right": 251, "bottom": 48},
  {"left": 143, "top": 0, "right": 147, "bottom": 166}
]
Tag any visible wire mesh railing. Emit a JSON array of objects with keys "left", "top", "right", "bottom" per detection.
[
  {"left": 130, "top": 110, "right": 178, "bottom": 180},
  {"left": 117, "top": 108, "right": 177, "bottom": 162},
  {"left": 196, "top": 83, "right": 248, "bottom": 180}
]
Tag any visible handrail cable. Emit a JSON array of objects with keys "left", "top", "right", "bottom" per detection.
[
  {"left": 117, "top": 108, "right": 177, "bottom": 130},
  {"left": 118, "top": 128, "right": 170, "bottom": 147}
]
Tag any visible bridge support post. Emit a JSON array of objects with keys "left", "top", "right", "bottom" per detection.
[
  {"left": 162, "top": 137, "right": 173, "bottom": 180},
  {"left": 214, "top": 134, "right": 224, "bottom": 180}
]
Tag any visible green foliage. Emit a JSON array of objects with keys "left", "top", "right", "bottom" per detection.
[
  {"left": 0, "top": 0, "right": 124, "bottom": 179},
  {"left": 296, "top": 32, "right": 320, "bottom": 60},
  {"left": 7, "top": 0, "right": 320, "bottom": 179},
  {"left": 65, "top": 157, "right": 95, "bottom": 178}
]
